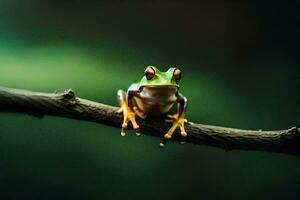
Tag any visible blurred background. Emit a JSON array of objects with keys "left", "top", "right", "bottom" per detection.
[{"left": 0, "top": 0, "right": 300, "bottom": 199}]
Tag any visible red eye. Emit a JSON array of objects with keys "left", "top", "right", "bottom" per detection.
[
  {"left": 145, "top": 66, "right": 155, "bottom": 80},
  {"left": 173, "top": 68, "right": 181, "bottom": 83}
]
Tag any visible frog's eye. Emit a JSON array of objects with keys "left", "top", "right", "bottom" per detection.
[
  {"left": 145, "top": 66, "right": 155, "bottom": 80},
  {"left": 173, "top": 68, "right": 181, "bottom": 83}
]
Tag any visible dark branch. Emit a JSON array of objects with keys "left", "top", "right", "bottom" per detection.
[{"left": 0, "top": 86, "right": 299, "bottom": 155}]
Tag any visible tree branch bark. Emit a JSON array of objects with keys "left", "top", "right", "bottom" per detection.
[{"left": 0, "top": 86, "right": 299, "bottom": 156}]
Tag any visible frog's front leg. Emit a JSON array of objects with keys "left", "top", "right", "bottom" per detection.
[
  {"left": 160, "top": 93, "right": 188, "bottom": 147},
  {"left": 117, "top": 89, "right": 141, "bottom": 136}
]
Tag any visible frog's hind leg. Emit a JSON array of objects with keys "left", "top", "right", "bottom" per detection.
[
  {"left": 133, "top": 107, "right": 147, "bottom": 119},
  {"left": 117, "top": 89, "right": 141, "bottom": 136}
]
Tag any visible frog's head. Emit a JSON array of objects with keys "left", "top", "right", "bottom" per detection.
[{"left": 139, "top": 66, "right": 181, "bottom": 88}]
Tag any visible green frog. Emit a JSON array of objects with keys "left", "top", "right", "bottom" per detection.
[{"left": 117, "top": 66, "right": 188, "bottom": 146}]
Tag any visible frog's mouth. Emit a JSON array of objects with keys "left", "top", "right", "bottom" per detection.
[
  {"left": 140, "top": 84, "right": 179, "bottom": 89},
  {"left": 139, "top": 85, "right": 178, "bottom": 97},
  {"left": 139, "top": 85, "right": 179, "bottom": 93}
]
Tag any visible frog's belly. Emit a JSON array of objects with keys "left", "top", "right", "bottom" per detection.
[{"left": 135, "top": 86, "right": 178, "bottom": 116}]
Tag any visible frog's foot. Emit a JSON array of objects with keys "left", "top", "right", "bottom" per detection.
[
  {"left": 117, "top": 90, "right": 141, "bottom": 136},
  {"left": 166, "top": 114, "right": 193, "bottom": 125},
  {"left": 120, "top": 107, "right": 141, "bottom": 136},
  {"left": 160, "top": 115, "right": 187, "bottom": 147}
]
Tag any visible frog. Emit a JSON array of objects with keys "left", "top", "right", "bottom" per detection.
[{"left": 116, "top": 66, "right": 188, "bottom": 146}]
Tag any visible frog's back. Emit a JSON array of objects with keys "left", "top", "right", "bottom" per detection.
[{"left": 135, "top": 86, "right": 178, "bottom": 116}]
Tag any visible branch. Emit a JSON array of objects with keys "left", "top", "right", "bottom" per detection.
[{"left": 0, "top": 86, "right": 299, "bottom": 156}]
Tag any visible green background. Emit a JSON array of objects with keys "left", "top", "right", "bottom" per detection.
[{"left": 0, "top": 1, "right": 300, "bottom": 199}]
